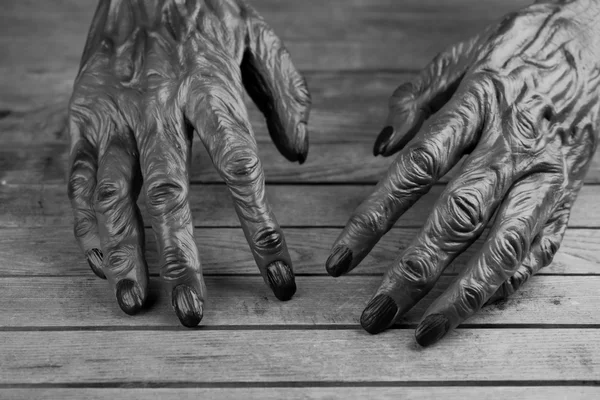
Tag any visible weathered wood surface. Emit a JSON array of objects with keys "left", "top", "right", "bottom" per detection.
[
  {"left": 2, "top": 330, "right": 599, "bottom": 383},
  {"left": 3, "top": 72, "right": 600, "bottom": 184},
  {"left": 1, "top": 0, "right": 599, "bottom": 395},
  {"left": 3, "top": 388, "right": 600, "bottom": 400},
  {"left": 0, "top": 0, "right": 530, "bottom": 109},
  {"left": 2, "top": 276, "right": 598, "bottom": 327},
  {"left": 1, "top": 184, "right": 599, "bottom": 228},
  {"left": 1, "top": 227, "right": 598, "bottom": 276}
]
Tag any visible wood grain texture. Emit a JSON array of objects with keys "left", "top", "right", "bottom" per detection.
[
  {"left": 1, "top": 276, "right": 598, "bottom": 327},
  {"left": 1, "top": 329, "right": 599, "bottom": 383},
  {"left": 2, "top": 387, "right": 599, "bottom": 400},
  {"left": 3, "top": 72, "right": 600, "bottom": 184},
  {"left": 2, "top": 184, "right": 599, "bottom": 228},
  {"left": 0, "top": 1, "right": 530, "bottom": 109},
  {"left": 1, "top": 227, "right": 598, "bottom": 276}
]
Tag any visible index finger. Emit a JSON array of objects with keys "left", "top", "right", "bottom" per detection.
[{"left": 186, "top": 57, "right": 296, "bottom": 301}]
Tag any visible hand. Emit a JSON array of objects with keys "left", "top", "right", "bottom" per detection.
[
  {"left": 326, "top": 0, "right": 599, "bottom": 345},
  {"left": 67, "top": 0, "right": 310, "bottom": 326}
]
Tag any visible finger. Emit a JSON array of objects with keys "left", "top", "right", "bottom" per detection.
[
  {"left": 414, "top": 173, "right": 564, "bottom": 346},
  {"left": 327, "top": 76, "right": 491, "bottom": 277},
  {"left": 139, "top": 113, "right": 205, "bottom": 328},
  {"left": 94, "top": 132, "right": 148, "bottom": 315},
  {"left": 374, "top": 32, "right": 488, "bottom": 156},
  {"left": 67, "top": 118, "right": 104, "bottom": 280},
  {"left": 486, "top": 197, "right": 572, "bottom": 305},
  {"left": 187, "top": 63, "right": 296, "bottom": 301},
  {"left": 241, "top": 7, "right": 311, "bottom": 163}
]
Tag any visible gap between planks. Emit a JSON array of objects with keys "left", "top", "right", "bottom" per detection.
[
  {"left": 1, "top": 329, "right": 599, "bottom": 383},
  {"left": 1, "top": 227, "right": 599, "bottom": 275},
  {"left": 1, "top": 276, "right": 598, "bottom": 327}
]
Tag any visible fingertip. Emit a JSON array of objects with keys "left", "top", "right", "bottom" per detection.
[
  {"left": 266, "top": 261, "right": 296, "bottom": 301},
  {"left": 373, "top": 126, "right": 395, "bottom": 156},
  {"left": 415, "top": 313, "right": 450, "bottom": 347},
  {"left": 172, "top": 284, "right": 204, "bottom": 328},
  {"left": 295, "top": 122, "right": 309, "bottom": 165},
  {"left": 325, "top": 245, "right": 353, "bottom": 277},
  {"left": 360, "top": 294, "right": 398, "bottom": 334},
  {"left": 86, "top": 248, "right": 106, "bottom": 279},
  {"left": 116, "top": 279, "right": 144, "bottom": 315}
]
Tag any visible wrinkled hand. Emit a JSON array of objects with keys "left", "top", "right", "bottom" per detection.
[
  {"left": 326, "top": 0, "right": 599, "bottom": 346},
  {"left": 67, "top": 0, "right": 310, "bottom": 326}
]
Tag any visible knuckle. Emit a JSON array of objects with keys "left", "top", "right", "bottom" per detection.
[
  {"left": 95, "top": 179, "right": 128, "bottom": 209},
  {"left": 348, "top": 211, "right": 387, "bottom": 235},
  {"left": 220, "top": 148, "right": 262, "bottom": 184},
  {"left": 539, "top": 237, "right": 560, "bottom": 266},
  {"left": 461, "top": 283, "right": 486, "bottom": 312},
  {"left": 397, "top": 252, "right": 435, "bottom": 289},
  {"left": 146, "top": 178, "right": 188, "bottom": 215},
  {"left": 492, "top": 227, "right": 529, "bottom": 274},
  {"left": 68, "top": 156, "right": 96, "bottom": 201},
  {"left": 398, "top": 145, "right": 438, "bottom": 186},
  {"left": 253, "top": 226, "right": 284, "bottom": 253},
  {"left": 391, "top": 82, "right": 416, "bottom": 102},
  {"left": 105, "top": 245, "right": 135, "bottom": 277},
  {"left": 73, "top": 211, "right": 96, "bottom": 239},
  {"left": 445, "top": 188, "right": 484, "bottom": 234},
  {"left": 508, "top": 268, "right": 529, "bottom": 293},
  {"left": 68, "top": 172, "right": 95, "bottom": 201},
  {"left": 161, "top": 245, "right": 196, "bottom": 281}
]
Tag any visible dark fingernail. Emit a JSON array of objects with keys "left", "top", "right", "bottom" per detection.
[
  {"left": 115, "top": 279, "right": 144, "bottom": 315},
  {"left": 86, "top": 248, "right": 106, "bottom": 279},
  {"left": 325, "top": 245, "right": 353, "bottom": 277},
  {"left": 295, "top": 122, "right": 309, "bottom": 164},
  {"left": 360, "top": 294, "right": 398, "bottom": 334},
  {"left": 373, "top": 126, "right": 395, "bottom": 156},
  {"left": 415, "top": 314, "right": 450, "bottom": 347},
  {"left": 266, "top": 261, "right": 297, "bottom": 301},
  {"left": 172, "top": 285, "right": 204, "bottom": 328}
]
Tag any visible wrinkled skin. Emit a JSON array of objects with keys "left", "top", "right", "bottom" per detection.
[
  {"left": 67, "top": 0, "right": 310, "bottom": 326},
  {"left": 326, "top": 0, "right": 600, "bottom": 346}
]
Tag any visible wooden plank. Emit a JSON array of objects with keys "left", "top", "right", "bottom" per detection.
[
  {"left": 3, "top": 72, "right": 600, "bottom": 184},
  {"left": 0, "top": 71, "right": 401, "bottom": 145},
  {"left": 1, "top": 276, "right": 598, "bottom": 327},
  {"left": 2, "top": 184, "right": 599, "bottom": 228},
  {"left": 1, "top": 227, "right": 598, "bottom": 276},
  {"left": 2, "top": 387, "right": 599, "bottom": 400},
  {"left": 0, "top": 0, "right": 530, "bottom": 110},
  {"left": 0, "top": 142, "right": 397, "bottom": 185},
  {"left": 4, "top": 141, "right": 600, "bottom": 185},
  {"left": 1, "top": 329, "right": 599, "bottom": 383}
]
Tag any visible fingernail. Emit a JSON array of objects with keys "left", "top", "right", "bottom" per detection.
[
  {"left": 172, "top": 284, "right": 204, "bottom": 328},
  {"left": 373, "top": 126, "right": 395, "bottom": 156},
  {"left": 325, "top": 245, "right": 353, "bottom": 277},
  {"left": 266, "top": 261, "right": 297, "bottom": 301},
  {"left": 86, "top": 248, "right": 106, "bottom": 279},
  {"left": 295, "top": 122, "right": 309, "bottom": 164},
  {"left": 415, "top": 314, "right": 450, "bottom": 347},
  {"left": 115, "top": 279, "right": 143, "bottom": 315},
  {"left": 360, "top": 294, "right": 398, "bottom": 334}
]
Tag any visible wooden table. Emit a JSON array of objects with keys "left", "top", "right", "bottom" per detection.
[{"left": 1, "top": 1, "right": 599, "bottom": 398}]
